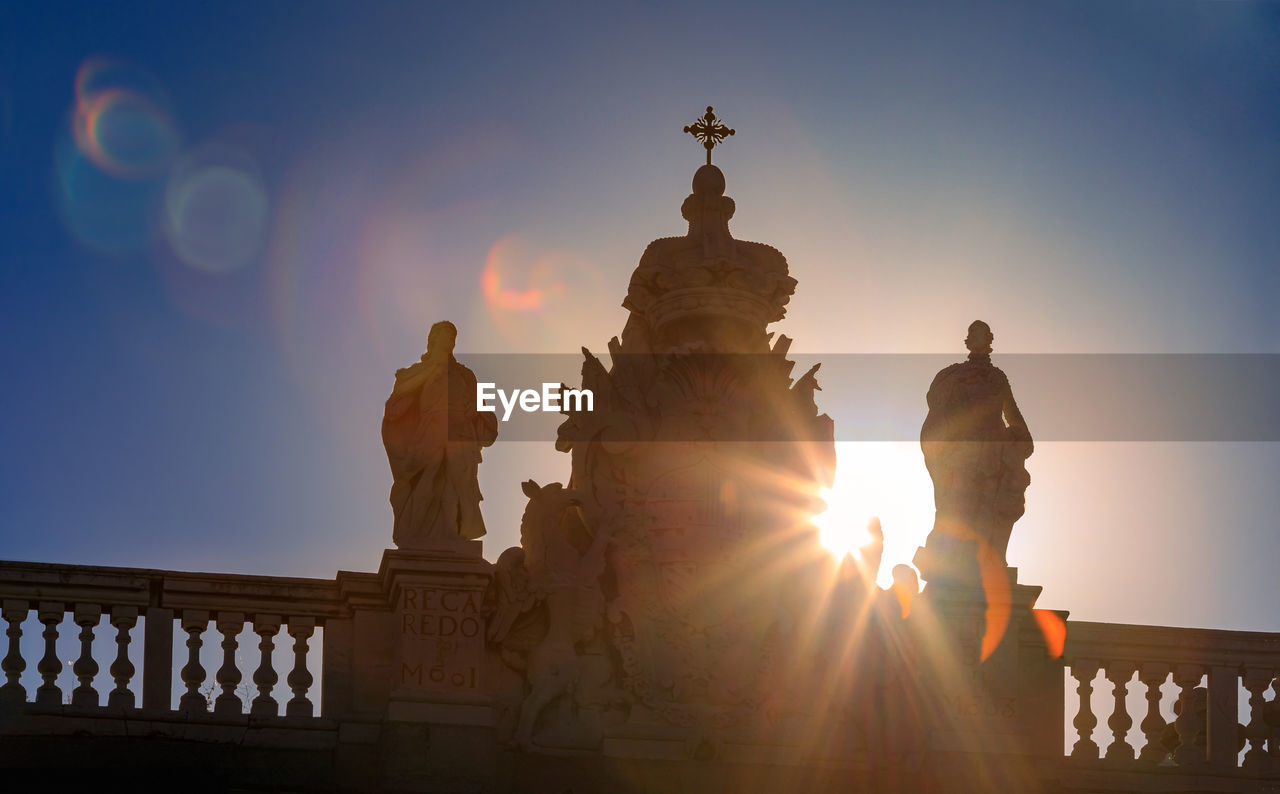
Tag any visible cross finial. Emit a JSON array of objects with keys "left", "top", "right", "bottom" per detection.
[{"left": 684, "top": 106, "right": 735, "bottom": 165}]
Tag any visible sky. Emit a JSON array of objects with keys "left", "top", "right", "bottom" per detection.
[{"left": 1, "top": 1, "right": 1277, "bottom": 634}]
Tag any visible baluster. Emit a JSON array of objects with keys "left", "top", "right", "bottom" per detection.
[
  {"left": 250, "top": 614, "right": 281, "bottom": 716},
  {"left": 285, "top": 617, "right": 315, "bottom": 717},
  {"left": 1138, "top": 662, "right": 1169, "bottom": 763},
  {"left": 107, "top": 606, "right": 138, "bottom": 709},
  {"left": 213, "top": 612, "right": 245, "bottom": 715},
  {"left": 1242, "top": 666, "right": 1272, "bottom": 769},
  {"left": 1172, "top": 663, "right": 1206, "bottom": 766},
  {"left": 1, "top": 600, "right": 28, "bottom": 703},
  {"left": 35, "top": 602, "right": 64, "bottom": 706},
  {"left": 70, "top": 604, "right": 102, "bottom": 706},
  {"left": 1071, "top": 659, "right": 1101, "bottom": 759},
  {"left": 178, "top": 610, "right": 210, "bottom": 714},
  {"left": 1105, "top": 660, "right": 1137, "bottom": 761},
  {"left": 1267, "top": 677, "right": 1280, "bottom": 763}
]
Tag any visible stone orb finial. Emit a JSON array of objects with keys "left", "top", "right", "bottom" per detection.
[
  {"left": 965, "top": 320, "right": 993, "bottom": 355},
  {"left": 691, "top": 164, "right": 726, "bottom": 196}
]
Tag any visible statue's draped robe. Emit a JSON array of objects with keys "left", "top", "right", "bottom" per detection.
[
  {"left": 383, "top": 355, "right": 497, "bottom": 544},
  {"left": 920, "top": 356, "right": 1032, "bottom": 562}
]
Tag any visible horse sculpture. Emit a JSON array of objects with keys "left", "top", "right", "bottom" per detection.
[{"left": 490, "top": 480, "right": 612, "bottom": 748}]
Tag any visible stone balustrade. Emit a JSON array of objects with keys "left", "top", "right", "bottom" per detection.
[
  {"left": 0, "top": 559, "right": 367, "bottom": 717},
  {"left": 1062, "top": 619, "right": 1280, "bottom": 784},
  {"left": 4, "top": 555, "right": 1280, "bottom": 792}
]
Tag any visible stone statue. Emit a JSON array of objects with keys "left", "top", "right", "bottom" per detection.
[
  {"left": 382, "top": 321, "right": 498, "bottom": 548},
  {"left": 487, "top": 480, "right": 617, "bottom": 749},
  {"left": 916, "top": 321, "right": 1033, "bottom": 584}
]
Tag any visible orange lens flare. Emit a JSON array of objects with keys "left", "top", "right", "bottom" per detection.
[
  {"left": 892, "top": 578, "right": 915, "bottom": 618},
  {"left": 977, "top": 540, "right": 1011, "bottom": 661},
  {"left": 480, "top": 236, "right": 564, "bottom": 313},
  {"left": 1032, "top": 608, "right": 1066, "bottom": 658}
]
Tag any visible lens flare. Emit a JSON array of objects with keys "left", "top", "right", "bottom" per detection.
[
  {"left": 73, "top": 88, "right": 178, "bottom": 178},
  {"left": 481, "top": 235, "right": 564, "bottom": 312},
  {"left": 813, "top": 487, "right": 876, "bottom": 559},
  {"left": 476, "top": 234, "right": 615, "bottom": 350},
  {"left": 75, "top": 57, "right": 167, "bottom": 105},
  {"left": 812, "top": 442, "right": 934, "bottom": 588},
  {"left": 977, "top": 538, "right": 1012, "bottom": 661},
  {"left": 165, "top": 154, "right": 269, "bottom": 273},
  {"left": 71, "top": 58, "right": 177, "bottom": 179},
  {"left": 54, "top": 132, "right": 160, "bottom": 255},
  {"left": 1032, "top": 608, "right": 1067, "bottom": 659},
  {"left": 55, "top": 57, "right": 177, "bottom": 255}
]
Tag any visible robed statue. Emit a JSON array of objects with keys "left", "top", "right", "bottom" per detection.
[
  {"left": 916, "top": 321, "right": 1033, "bottom": 584},
  {"left": 382, "top": 321, "right": 498, "bottom": 548}
]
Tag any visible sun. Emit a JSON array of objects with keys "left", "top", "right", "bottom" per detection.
[
  {"left": 812, "top": 442, "right": 935, "bottom": 587},
  {"left": 813, "top": 487, "right": 877, "bottom": 560}
]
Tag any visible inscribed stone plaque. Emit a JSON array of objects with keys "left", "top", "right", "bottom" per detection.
[{"left": 395, "top": 582, "right": 485, "bottom": 698}]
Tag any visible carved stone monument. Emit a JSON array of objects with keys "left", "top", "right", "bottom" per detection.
[
  {"left": 903, "top": 321, "right": 1059, "bottom": 790},
  {"left": 383, "top": 320, "right": 499, "bottom": 550},
  {"left": 3, "top": 106, "right": 1268, "bottom": 794},
  {"left": 381, "top": 320, "right": 497, "bottom": 726},
  {"left": 914, "top": 320, "right": 1033, "bottom": 587},
  {"left": 369, "top": 109, "right": 1062, "bottom": 788},
  {"left": 486, "top": 108, "right": 844, "bottom": 757}
]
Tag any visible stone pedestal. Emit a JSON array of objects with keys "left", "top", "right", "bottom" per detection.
[
  {"left": 915, "top": 567, "right": 1066, "bottom": 790},
  {"left": 381, "top": 544, "right": 493, "bottom": 726}
]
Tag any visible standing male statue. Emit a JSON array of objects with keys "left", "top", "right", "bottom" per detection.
[
  {"left": 916, "top": 321, "right": 1033, "bottom": 584},
  {"left": 382, "top": 321, "right": 499, "bottom": 548}
]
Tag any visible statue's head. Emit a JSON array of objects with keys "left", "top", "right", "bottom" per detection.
[
  {"left": 427, "top": 321, "right": 458, "bottom": 357},
  {"left": 965, "top": 320, "right": 994, "bottom": 355}
]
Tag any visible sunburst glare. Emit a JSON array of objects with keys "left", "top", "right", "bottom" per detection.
[{"left": 812, "top": 442, "right": 934, "bottom": 587}]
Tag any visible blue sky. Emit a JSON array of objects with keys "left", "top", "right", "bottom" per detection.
[{"left": 1, "top": 1, "right": 1277, "bottom": 631}]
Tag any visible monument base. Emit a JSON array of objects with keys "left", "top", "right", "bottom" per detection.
[
  {"left": 380, "top": 546, "right": 494, "bottom": 727},
  {"left": 912, "top": 566, "right": 1067, "bottom": 787}
]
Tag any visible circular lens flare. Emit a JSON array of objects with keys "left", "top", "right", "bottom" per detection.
[
  {"left": 73, "top": 89, "right": 178, "bottom": 178},
  {"left": 165, "top": 157, "right": 269, "bottom": 273},
  {"left": 70, "top": 58, "right": 178, "bottom": 179}
]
